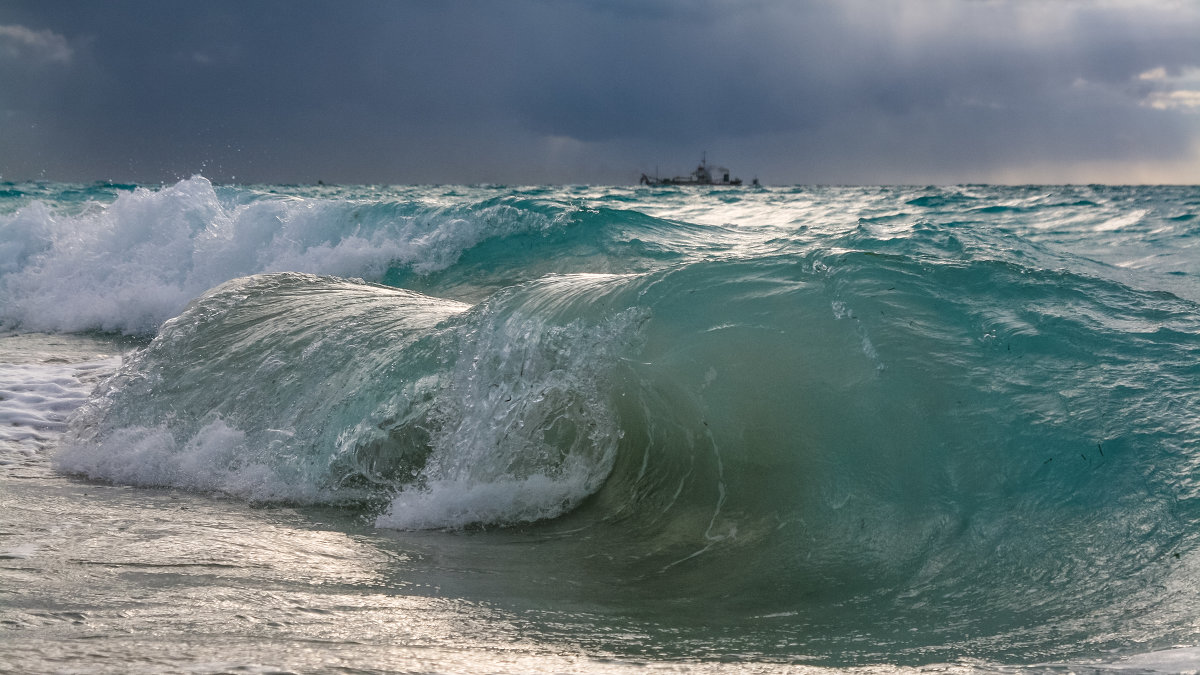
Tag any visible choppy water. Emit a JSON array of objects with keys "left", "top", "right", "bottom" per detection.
[{"left": 2, "top": 178, "right": 1199, "bottom": 672}]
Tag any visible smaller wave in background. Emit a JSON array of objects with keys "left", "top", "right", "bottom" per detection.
[{"left": 0, "top": 178, "right": 626, "bottom": 334}]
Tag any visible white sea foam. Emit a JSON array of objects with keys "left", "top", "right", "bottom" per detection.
[
  {"left": 0, "top": 353, "right": 120, "bottom": 459},
  {"left": 377, "top": 474, "right": 595, "bottom": 530},
  {"left": 0, "top": 177, "right": 557, "bottom": 334},
  {"left": 55, "top": 418, "right": 325, "bottom": 503}
]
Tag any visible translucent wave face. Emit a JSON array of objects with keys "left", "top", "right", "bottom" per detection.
[
  {"left": 54, "top": 274, "right": 466, "bottom": 501},
  {"left": 375, "top": 298, "right": 641, "bottom": 529},
  {"left": 54, "top": 272, "right": 644, "bottom": 529}
]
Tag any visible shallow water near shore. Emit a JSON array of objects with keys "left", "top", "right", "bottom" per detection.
[{"left": 2, "top": 180, "right": 1200, "bottom": 672}]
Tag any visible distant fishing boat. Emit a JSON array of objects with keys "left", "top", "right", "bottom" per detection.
[{"left": 640, "top": 153, "right": 753, "bottom": 186}]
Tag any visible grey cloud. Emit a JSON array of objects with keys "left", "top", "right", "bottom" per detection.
[
  {"left": 0, "top": 24, "right": 72, "bottom": 64},
  {"left": 0, "top": 0, "right": 1198, "bottom": 184}
]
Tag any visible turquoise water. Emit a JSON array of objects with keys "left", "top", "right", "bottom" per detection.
[{"left": 2, "top": 178, "right": 1199, "bottom": 672}]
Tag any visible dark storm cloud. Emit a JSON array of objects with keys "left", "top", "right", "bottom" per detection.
[{"left": 1, "top": 0, "right": 1198, "bottom": 184}]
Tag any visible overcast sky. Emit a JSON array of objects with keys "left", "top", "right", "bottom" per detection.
[{"left": 2, "top": 0, "right": 1199, "bottom": 185}]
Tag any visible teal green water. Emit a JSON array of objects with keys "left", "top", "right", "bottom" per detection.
[{"left": 2, "top": 179, "right": 1200, "bottom": 671}]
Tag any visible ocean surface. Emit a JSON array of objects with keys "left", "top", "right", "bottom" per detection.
[{"left": 2, "top": 177, "right": 1199, "bottom": 673}]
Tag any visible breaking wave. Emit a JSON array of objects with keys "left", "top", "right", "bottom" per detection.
[{"left": 4, "top": 178, "right": 1199, "bottom": 661}]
